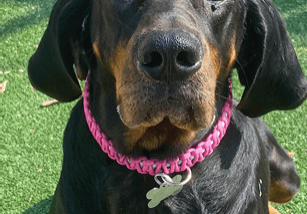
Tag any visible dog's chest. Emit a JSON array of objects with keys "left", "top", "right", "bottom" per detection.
[{"left": 102, "top": 153, "right": 264, "bottom": 214}]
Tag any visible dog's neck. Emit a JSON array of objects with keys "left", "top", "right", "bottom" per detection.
[{"left": 83, "top": 76, "right": 233, "bottom": 176}]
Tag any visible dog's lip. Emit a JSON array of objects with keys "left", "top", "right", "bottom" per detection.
[
  {"left": 116, "top": 81, "right": 214, "bottom": 130},
  {"left": 117, "top": 99, "right": 204, "bottom": 130}
]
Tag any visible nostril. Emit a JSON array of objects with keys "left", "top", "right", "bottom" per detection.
[
  {"left": 174, "top": 47, "right": 203, "bottom": 81},
  {"left": 141, "top": 51, "right": 163, "bottom": 68},
  {"left": 137, "top": 30, "right": 203, "bottom": 82},
  {"left": 138, "top": 49, "right": 165, "bottom": 81},
  {"left": 176, "top": 51, "right": 198, "bottom": 67}
]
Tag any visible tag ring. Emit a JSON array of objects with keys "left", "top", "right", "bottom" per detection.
[{"left": 154, "top": 168, "right": 192, "bottom": 186}]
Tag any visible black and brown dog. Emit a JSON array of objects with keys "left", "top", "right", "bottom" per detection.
[{"left": 28, "top": 0, "right": 307, "bottom": 213}]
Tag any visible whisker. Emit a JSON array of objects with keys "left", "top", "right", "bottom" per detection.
[
  {"left": 115, "top": 19, "right": 134, "bottom": 32},
  {"left": 84, "top": 47, "right": 94, "bottom": 56}
]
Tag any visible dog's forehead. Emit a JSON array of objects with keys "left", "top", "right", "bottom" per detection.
[
  {"left": 97, "top": 0, "right": 242, "bottom": 20},
  {"left": 92, "top": 0, "right": 244, "bottom": 41}
]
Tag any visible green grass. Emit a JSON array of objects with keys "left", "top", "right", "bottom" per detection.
[{"left": 1, "top": 0, "right": 306, "bottom": 213}]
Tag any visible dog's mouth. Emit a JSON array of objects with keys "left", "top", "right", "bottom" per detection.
[
  {"left": 117, "top": 97, "right": 195, "bottom": 129},
  {"left": 116, "top": 81, "right": 216, "bottom": 132}
]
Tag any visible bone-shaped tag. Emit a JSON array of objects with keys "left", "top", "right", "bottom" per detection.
[{"left": 146, "top": 175, "right": 183, "bottom": 208}]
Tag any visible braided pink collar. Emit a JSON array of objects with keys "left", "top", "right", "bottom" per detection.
[{"left": 83, "top": 77, "right": 232, "bottom": 176}]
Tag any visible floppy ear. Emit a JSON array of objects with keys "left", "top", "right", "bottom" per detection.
[
  {"left": 235, "top": 0, "right": 307, "bottom": 117},
  {"left": 28, "top": 0, "right": 92, "bottom": 102}
]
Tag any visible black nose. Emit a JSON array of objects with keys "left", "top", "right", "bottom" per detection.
[{"left": 137, "top": 30, "right": 203, "bottom": 83}]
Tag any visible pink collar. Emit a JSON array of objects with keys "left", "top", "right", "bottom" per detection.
[{"left": 83, "top": 77, "right": 232, "bottom": 176}]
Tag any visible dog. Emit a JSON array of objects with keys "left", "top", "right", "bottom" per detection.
[{"left": 28, "top": 0, "right": 307, "bottom": 213}]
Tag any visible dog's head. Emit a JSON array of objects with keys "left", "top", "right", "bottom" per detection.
[{"left": 28, "top": 0, "right": 307, "bottom": 157}]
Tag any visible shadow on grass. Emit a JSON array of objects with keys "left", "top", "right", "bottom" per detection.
[
  {"left": 22, "top": 197, "right": 52, "bottom": 214},
  {"left": 1, "top": 0, "right": 55, "bottom": 39}
]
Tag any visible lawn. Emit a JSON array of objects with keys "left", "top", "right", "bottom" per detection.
[{"left": 1, "top": 0, "right": 306, "bottom": 213}]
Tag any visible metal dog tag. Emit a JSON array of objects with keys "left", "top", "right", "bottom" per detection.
[
  {"left": 146, "top": 169, "right": 192, "bottom": 208},
  {"left": 146, "top": 175, "right": 183, "bottom": 208}
]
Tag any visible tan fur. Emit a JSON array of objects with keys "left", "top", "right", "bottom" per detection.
[
  {"left": 269, "top": 180, "right": 297, "bottom": 204},
  {"left": 227, "top": 42, "right": 237, "bottom": 71},
  {"left": 93, "top": 41, "right": 102, "bottom": 62},
  {"left": 125, "top": 119, "right": 197, "bottom": 152},
  {"left": 107, "top": 43, "right": 127, "bottom": 101}
]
